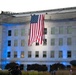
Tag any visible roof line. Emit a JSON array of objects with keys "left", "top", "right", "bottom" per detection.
[
  {"left": 15, "top": 7, "right": 76, "bottom": 14},
  {"left": 1, "top": 6, "right": 76, "bottom": 15}
]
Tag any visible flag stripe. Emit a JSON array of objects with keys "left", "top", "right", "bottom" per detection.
[{"left": 28, "top": 14, "right": 44, "bottom": 46}]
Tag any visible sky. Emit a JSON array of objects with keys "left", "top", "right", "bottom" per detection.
[{"left": 0, "top": 0, "right": 76, "bottom": 13}]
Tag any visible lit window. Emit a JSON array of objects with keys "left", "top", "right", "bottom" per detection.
[
  {"left": 14, "top": 40, "right": 18, "bottom": 46},
  {"left": 50, "top": 51, "right": 54, "bottom": 58},
  {"left": 59, "top": 51, "right": 63, "bottom": 58},
  {"left": 21, "top": 39, "right": 25, "bottom": 46},
  {"left": 35, "top": 51, "right": 39, "bottom": 58},
  {"left": 14, "top": 29, "right": 18, "bottom": 36},
  {"left": 21, "top": 28, "right": 25, "bottom": 36},
  {"left": 51, "top": 38, "right": 55, "bottom": 46},
  {"left": 51, "top": 27, "right": 55, "bottom": 34},
  {"left": 67, "top": 26, "right": 72, "bottom": 34},
  {"left": 59, "top": 38, "right": 63, "bottom": 46},
  {"left": 21, "top": 51, "right": 24, "bottom": 58},
  {"left": 67, "top": 38, "right": 72, "bottom": 45}
]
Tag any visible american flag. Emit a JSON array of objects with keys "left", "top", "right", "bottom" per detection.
[{"left": 28, "top": 14, "right": 44, "bottom": 46}]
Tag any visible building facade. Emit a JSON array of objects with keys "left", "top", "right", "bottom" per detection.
[{"left": 0, "top": 7, "right": 76, "bottom": 71}]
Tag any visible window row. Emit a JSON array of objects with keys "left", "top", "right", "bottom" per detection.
[
  {"left": 7, "top": 50, "right": 72, "bottom": 58},
  {"left": 36, "top": 38, "right": 72, "bottom": 46},
  {"left": 8, "top": 26, "right": 73, "bottom": 36},
  {"left": 8, "top": 40, "right": 25, "bottom": 46},
  {"left": 7, "top": 38, "right": 72, "bottom": 46},
  {"left": 8, "top": 28, "right": 26, "bottom": 36}
]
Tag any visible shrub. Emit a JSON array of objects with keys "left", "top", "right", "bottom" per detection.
[
  {"left": 5, "top": 62, "right": 19, "bottom": 70},
  {"left": 51, "top": 63, "right": 65, "bottom": 71},
  {"left": 27, "top": 64, "right": 47, "bottom": 71},
  {"left": 20, "top": 64, "right": 24, "bottom": 70},
  {"left": 70, "top": 60, "right": 76, "bottom": 66}
]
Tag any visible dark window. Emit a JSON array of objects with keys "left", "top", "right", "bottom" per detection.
[
  {"left": 7, "top": 52, "right": 11, "bottom": 57},
  {"left": 44, "top": 28, "right": 47, "bottom": 34},
  {"left": 36, "top": 42, "right": 39, "bottom": 46},
  {"left": 8, "top": 30, "right": 11, "bottom": 36},
  {"left": 35, "top": 51, "right": 39, "bottom": 58},
  {"left": 43, "top": 51, "right": 47, "bottom": 58},
  {"left": 43, "top": 39, "right": 47, "bottom": 45},
  {"left": 67, "top": 51, "right": 71, "bottom": 58},
  {"left": 8, "top": 40, "right": 11, "bottom": 46},
  {"left": 14, "top": 51, "right": 17, "bottom": 58},
  {"left": 28, "top": 51, "right": 31, "bottom": 58}
]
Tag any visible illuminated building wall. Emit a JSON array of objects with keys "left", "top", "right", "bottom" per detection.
[
  {"left": 1, "top": 7, "right": 76, "bottom": 71},
  {"left": 0, "top": 25, "right": 2, "bottom": 68}
]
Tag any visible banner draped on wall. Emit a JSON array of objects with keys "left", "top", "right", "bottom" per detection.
[{"left": 28, "top": 14, "right": 44, "bottom": 46}]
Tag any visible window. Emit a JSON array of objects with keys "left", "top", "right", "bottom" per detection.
[
  {"left": 36, "top": 42, "right": 39, "bottom": 46},
  {"left": 14, "top": 40, "right": 18, "bottom": 46},
  {"left": 50, "top": 51, "right": 55, "bottom": 58},
  {"left": 67, "top": 51, "right": 71, "bottom": 58},
  {"left": 67, "top": 26, "right": 72, "bottom": 34},
  {"left": 51, "top": 38, "right": 55, "bottom": 46},
  {"left": 7, "top": 52, "right": 11, "bottom": 57},
  {"left": 59, "top": 26, "right": 63, "bottom": 34},
  {"left": 8, "top": 30, "right": 11, "bottom": 36},
  {"left": 28, "top": 51, "right": 32, "bottom": 58},
  {"left": 8, "top": 40, "right": 11, "bottom": 46},
  {"left": 59, "top": 38, "right": 63, "bottom": 46},
  {"left": 21, "top": 51, "right": 24, "bottom": 58},
  {"left": 59, "top": 51, "right": 63, "bottom": 58},
  {"left": 44, "top": 28, "right": 47, "bottom": 34},
  {"left": 73, "top": 50, "right": 76, "bottom": 58},
  {"left": 21, "top": 40, "right": 25, "bottom": 46},
  {"left": 43, "top": 51, "right": 47, "bottom": 58},
  {"left": 43, "top": 39, "right": 47, "bottom": 45},
  {"left": 21, "top": 28, "right": 25, "bottom": 36},
  {"left": 51, "top": 27, "right": 55, "bottom": 34},
  {"left": 67, "top": 38, "right": 72, "bottom": 45},
  {"left": 35, "top": 51, "right": 39, "bottom": 58},
  {"left": 14, "top": 29, "right": 18, "bottom": 36},
  {"left": 14, "top": 51, "right": 17, "bottom": 58}
]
